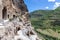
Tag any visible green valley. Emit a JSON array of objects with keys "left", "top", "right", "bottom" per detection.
[{"left": 30, "top": 7, "right": 60, "bottom": 40}]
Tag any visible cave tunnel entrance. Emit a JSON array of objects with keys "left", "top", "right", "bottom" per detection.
[{"left": 2, "top": 7, "right": 7, "bottom": 19}]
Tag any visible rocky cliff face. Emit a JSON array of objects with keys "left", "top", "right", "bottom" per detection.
[{"left": 0, "top": 0, "right": 42, "bottom": 40}]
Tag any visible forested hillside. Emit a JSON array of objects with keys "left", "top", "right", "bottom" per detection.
[{"left": 30, "top": 7, "right": 60, "bottom": 40}]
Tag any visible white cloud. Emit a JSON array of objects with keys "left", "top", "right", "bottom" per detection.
[
  {"left": 53, "top": 2, "right": 60, "bottom": 9},
  {"left": 48, "top": 0, "right": 55, "bottom": 2},
  {"left": 45, "top": 6, "right": 49, "bottom": 9}
]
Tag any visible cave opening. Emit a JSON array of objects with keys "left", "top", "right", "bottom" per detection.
[{"left": 2, "top": 7, "right": 7, "bottom": 19}]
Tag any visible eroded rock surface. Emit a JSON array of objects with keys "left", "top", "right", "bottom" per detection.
[
  {"left": 0, "top": 0, "right": 42, "bottom": 40},
  {"left": 0, "top": 19, "right": 42, "bottom": 40}
]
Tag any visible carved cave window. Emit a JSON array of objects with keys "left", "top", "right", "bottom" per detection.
[
  {"left": 2, "top": 7, "right": 7, "bottom": 19},
  {"left": 13, "top": 15, "right": 15, "bottom": 18},
  {"left": 8, "top": 15, "right": 9, "bottom": 18}
]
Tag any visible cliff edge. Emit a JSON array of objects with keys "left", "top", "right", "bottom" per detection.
[{"left": 0, "top": 0, "right": 42, "bottom": 40}]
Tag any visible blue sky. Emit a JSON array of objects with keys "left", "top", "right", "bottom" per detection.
[{"left": 24, "top": 0, "right": 60, "bottom": 12}]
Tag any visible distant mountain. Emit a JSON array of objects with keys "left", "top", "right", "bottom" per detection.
[
  {"left": 30, "top": 7, "right": 60, "bottom": 40},
  {"left": 30, "top": 7, "right": 60, "bottom": 20},
  {"left": 30, "top": 7, "right": 60, "bottom": 28}
]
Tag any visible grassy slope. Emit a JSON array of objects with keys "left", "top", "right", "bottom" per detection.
[{"left": 30, "top": 7, "right": 60, "bottom": 40}]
